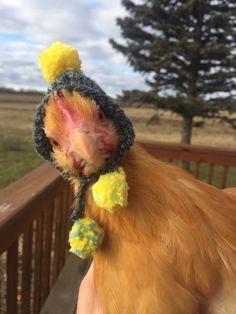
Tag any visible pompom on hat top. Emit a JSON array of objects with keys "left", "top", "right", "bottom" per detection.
[
  {"left": 34, "top": 42, "right": 135, "bottom": 258},
  {"left": 39, "top": 42, "right": 82, "bottom": 83}
]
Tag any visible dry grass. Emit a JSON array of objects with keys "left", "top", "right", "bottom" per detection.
[
  {"left": 124, "top": 107, "right": 236, "bottom": 147},
  {"left": 0, "top": 92, "right": 42, "bottom": 104}
]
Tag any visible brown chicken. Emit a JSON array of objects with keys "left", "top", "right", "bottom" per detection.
[
  {"left": 33, "top": 42, "right": 236, "bottom": 314},
  {"left": 41, "top": 89, "right": 236, "bottom": 314}
]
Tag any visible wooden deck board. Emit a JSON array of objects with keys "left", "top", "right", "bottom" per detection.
[{"left": 40, "top": 255, "right": 90, "bottom": 314}]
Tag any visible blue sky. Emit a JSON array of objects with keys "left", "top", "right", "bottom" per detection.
[{"left": 0, "top": 0, "right": 148, "bottom": 97}]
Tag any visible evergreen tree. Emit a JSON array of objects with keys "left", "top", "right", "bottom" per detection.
[{"left": 110, "top": 0, "right": 236, "bottom": 143}]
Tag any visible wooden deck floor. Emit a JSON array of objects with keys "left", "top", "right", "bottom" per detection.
[{"left": 40, "top": 255, "right": 90, "bottom": 314}]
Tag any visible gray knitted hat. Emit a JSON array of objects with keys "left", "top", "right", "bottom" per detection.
[{"left": 33, "top": 42, "right": 135, "bottom": 221}]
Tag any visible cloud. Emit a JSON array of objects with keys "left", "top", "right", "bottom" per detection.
[{"left": 0, "top": 0, "right": 149, "bottom": 96}]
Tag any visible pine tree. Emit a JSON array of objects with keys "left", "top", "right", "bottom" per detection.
[{"left": 110, "top": 0, "right": 236, "bottom": 144}]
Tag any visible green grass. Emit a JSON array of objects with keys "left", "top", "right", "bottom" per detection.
[
  {"left": 0, "top": 127, "right": 43, "bottom": 189},
  {"left": 0, "top": 99, "right": 44, "bottom": 189}
]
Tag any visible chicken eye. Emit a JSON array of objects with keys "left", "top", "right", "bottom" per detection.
[
  {"left": 52, "top": 140, "right": 59, "bottom": 146},
  {"left": 49, "top": 137, "right": 60, "bottom": 147},
  {"left": 98, "top": 110, "right": 106, "bottom": 122}
]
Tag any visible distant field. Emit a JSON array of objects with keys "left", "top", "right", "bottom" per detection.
[
  {"left": 0, "top": 92, "right": 43, "bottom": 104},
  {"left": 124, "top": 107, "right": 236, "bottom": 147},
  {"left": 0, "top": 93, "right": 43, "bottom": 188},
  {"left": 0, "top": 92, "right": 236, "bottom": 189}
]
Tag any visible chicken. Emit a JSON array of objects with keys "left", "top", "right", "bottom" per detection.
[{"left": 34, "top": 42, "right": 236, "bottom": 314}]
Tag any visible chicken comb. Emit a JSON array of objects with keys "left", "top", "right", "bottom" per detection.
[{"left": 39, "top": 42, "right": 82, "bottom": 83}]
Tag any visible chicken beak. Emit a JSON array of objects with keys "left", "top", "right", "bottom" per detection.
[{"left": 70, "top": 130, "right": 97, "bottom": 163}]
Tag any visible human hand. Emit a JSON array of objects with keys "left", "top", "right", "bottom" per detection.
[{"left": 76, "top": 262, "right": 103, "bottom": 314}]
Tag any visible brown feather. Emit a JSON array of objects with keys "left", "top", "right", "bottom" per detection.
[{"left": 82, "top": 143, "right": 236, "bottom": 313}]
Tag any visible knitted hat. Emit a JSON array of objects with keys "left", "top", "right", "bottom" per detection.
[{"left": 33, "top": 42, "right": 135, "bottom": 222}]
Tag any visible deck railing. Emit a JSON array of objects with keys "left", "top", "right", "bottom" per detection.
[
  {"left": 0, "top": 141, "right": 236, "bottom": 314},
  {"left": 141, "top": 141, "right": 236, "bottom": 188},
  {"left": 0, "top": 164, "right": 73, "bottom": 314}
]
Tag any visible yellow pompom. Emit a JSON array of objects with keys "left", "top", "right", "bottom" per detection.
[
  {"left": 69, "top": 218, "right": 104, "bottom": 259},
  {"left": 39, "top": 42, "right": 82, "bottom": 83},
  {"left": 92, "top": 167, "right": 129, "bottom": 213}
]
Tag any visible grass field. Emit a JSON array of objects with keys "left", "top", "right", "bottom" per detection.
[
  {"left": 124, "top": 107, "right": 236, "bottom": 146},
  {"left": 0, "top": 92, "right": 235, "bottom": 189},
  {"left": 0, "top": 94, "right": 43, "bottom": 188}
]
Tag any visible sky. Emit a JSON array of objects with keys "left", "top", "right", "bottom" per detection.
[{"left": 0, "top": 0, "right": 148, "bottom": 97}]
